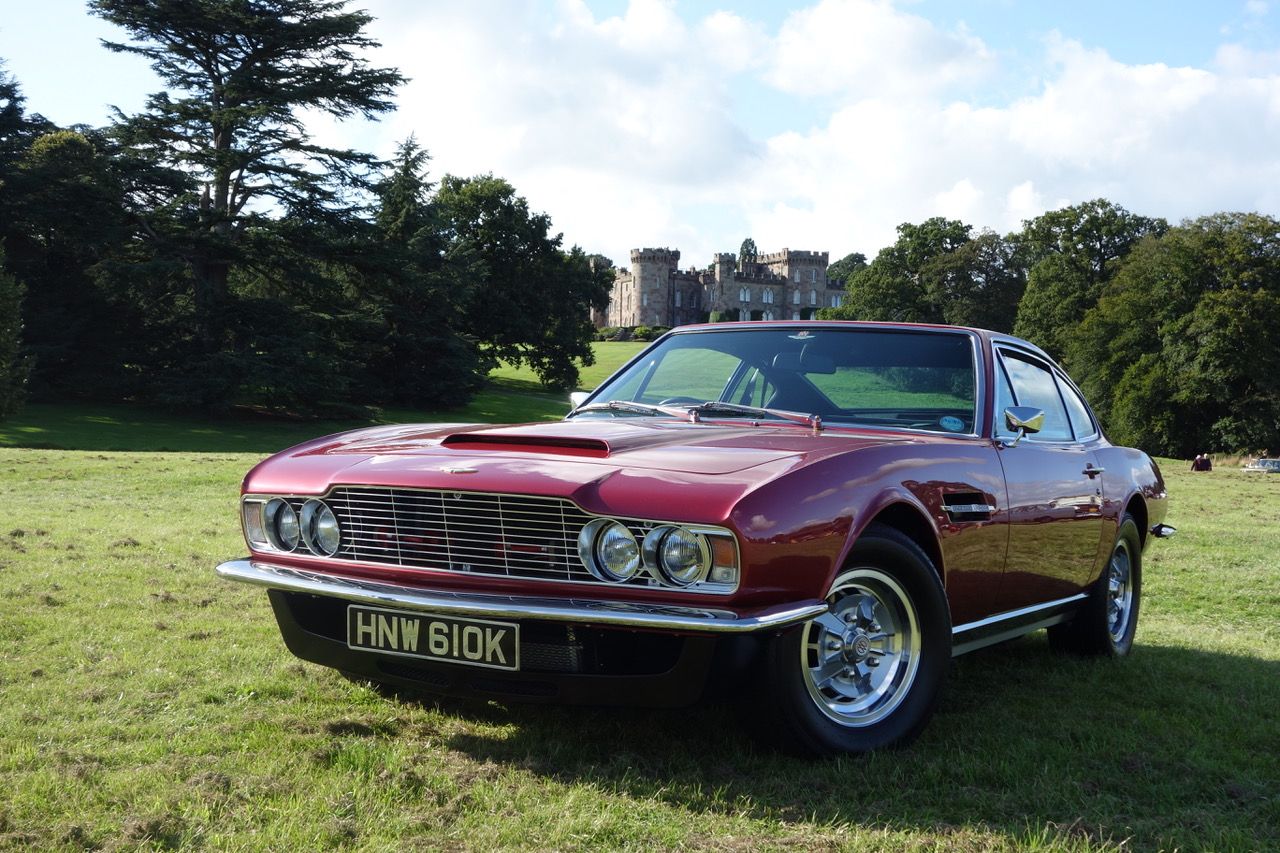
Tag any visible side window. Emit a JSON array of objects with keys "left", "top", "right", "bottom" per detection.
[
  {"left": 999, "top": 351, "right": 1073, "bottom": 441},
  {"left": 1058, "top": 376, "right": 1097, "bottom": 440},
  {"left": 726, "top": 366, "right": 775, "bottom": 408}
]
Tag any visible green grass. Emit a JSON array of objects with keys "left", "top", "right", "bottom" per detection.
[
  {"left": 0, "top": 342, "right": 648, "bottom": 454},
  {"left": 0, "top": 446, "right": 1276, "bottom": 850}
]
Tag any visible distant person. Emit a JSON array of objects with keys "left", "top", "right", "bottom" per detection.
[
  {"left": 1191, "top": 454, "right": 1206, "bottom": 472},
  {"left": 1202, "top": 454, "right": 1212, "bottom": 471}
]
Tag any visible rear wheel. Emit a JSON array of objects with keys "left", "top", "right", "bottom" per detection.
[
  {"left": 759, "top": 524, "right": 950, "bottom": 755},
  {"left": 1049, "top": 513, "right": 1142, "bottom": 656}
]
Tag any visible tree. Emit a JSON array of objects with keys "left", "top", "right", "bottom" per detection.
[
  {"left": 360, "top": 138, "right": 485, "bottom": 406},
  {"left": 823, "top": 217, "right": 971, "bottom": 323},
  {"left": 437, "top": 174, "right": 611, "bottom": 390},
  {"left": 924, "top": 231, "right": 1024, "bottom": 331},
  {"left": 1066, "top": 212, "right": 1280, "bottom": 455},
  {"left": 1013, "top": 199, "right": 1166, "bottom": 358},
  {"left": 738, "top": 237, "right": 758, "bottom": 270},
  {"left": 0, "top": 246, "right": 28, "bottom": 418},
  {"left": 90, "top": 0, "right": 405, "bottom": 348},
  {"left": 826, "top": 251, "right": 867, "bottom": 286}
]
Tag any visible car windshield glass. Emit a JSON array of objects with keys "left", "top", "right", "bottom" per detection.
[{"left": 574, "top": 327, "right": 978, "bottom": 435}]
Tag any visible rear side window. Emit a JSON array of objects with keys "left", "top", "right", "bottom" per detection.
[
  {"left": 1058, "top": 378, "right": 1097, "bottom": 440},
  {"left": 999, "top": 351, "right": 1072, "bottom": 442}
]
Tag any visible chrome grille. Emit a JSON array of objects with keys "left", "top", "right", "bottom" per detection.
[{"left": 327, "top": 487, "right": 599, "bottom": 583}]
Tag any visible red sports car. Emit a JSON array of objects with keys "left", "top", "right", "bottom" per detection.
[{"left": 217, "top": 322, "right": 1173, "bottom": 755}]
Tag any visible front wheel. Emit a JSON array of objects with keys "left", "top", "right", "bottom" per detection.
[{"left": 758, "top": 525, "right": 951, "bottom": 755}]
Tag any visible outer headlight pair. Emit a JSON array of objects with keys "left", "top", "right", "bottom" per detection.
[
  {"left": 249, "top": 498, "right": 341, "bottom": 557},
  {"left": 577, "top": 518, "right": 737, "bottom": 590}
]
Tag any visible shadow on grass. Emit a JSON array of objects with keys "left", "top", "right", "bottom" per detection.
[
  {"left": 0, "top": 384, "right": 570, "bottom": 453},
  {"left": 426, "top": 637, "right": 1279, "bottom": 848}
]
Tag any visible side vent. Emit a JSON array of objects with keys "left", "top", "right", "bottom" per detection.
[{"left": 942, "top": 492, "right": 996, "bottom": 522}]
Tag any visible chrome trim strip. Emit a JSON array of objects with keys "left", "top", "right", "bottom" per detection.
[
  {"left": 944, "top": 504, "right": 996, "bottom": 514},
  {"left": 952, "top": 593, "right": 1087, "bottom": 635},
  {"left": 950, "top": 593, "right": 1087, "bottom": 657},
  {"left": 216, "top": 559, "right": 826, "bottom": 634}
]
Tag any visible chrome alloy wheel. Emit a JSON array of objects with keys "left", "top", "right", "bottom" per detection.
[
  {"left": 801, "top": 568, "right": 921, "bottom": 727},
  {"left": 1106, "top": 538, "right": 1135, "bottom": 644}
]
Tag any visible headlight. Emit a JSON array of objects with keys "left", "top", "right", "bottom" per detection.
[
  {"left": 265, "top": 498, "right": 300, "bottom": 551},
  {"left": 578, "top": 518, "right": 641, "bottom": 582},
  {"left": 658, "top": 527, "right": 711, "bottom": 585},
  {"left": 644, "top": 526, "right": 711, "bottom": 586},
  {"left": 301, "top": 499, "right": 341, "bottom": 556}
]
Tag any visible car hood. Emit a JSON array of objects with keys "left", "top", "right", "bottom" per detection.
[{"left": 243, "top": 419, "right": 918, "bottom": 523}]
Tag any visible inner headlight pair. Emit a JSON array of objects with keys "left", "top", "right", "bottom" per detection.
[
  {"left": 577, "top": 518, "right": 735, "bottom": 589},
  {"left": 256, "top": 498, "right": 341, "bottom": 556}
]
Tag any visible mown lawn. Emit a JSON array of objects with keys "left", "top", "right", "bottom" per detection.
[{"left": 0, "top": 440, "right": 1276, "bottom": 847}]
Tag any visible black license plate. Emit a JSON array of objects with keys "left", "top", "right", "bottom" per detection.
[{"left": 346, "top": 606, "right": 519, "bottom": 671}]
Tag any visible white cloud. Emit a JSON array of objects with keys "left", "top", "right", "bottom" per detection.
[
  {"left": 343, "top": 1, "right": 1280, "bottom": 267},
  {"left": 766, "top": 0, "right": 994, "bottom": 98}
]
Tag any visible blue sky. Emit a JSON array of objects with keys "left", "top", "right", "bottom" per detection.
[{"left": 3, "top": 1, "right": 1280, "bottom": 266}]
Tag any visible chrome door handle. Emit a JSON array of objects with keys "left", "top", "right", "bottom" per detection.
[{"left": 1083, "top": 466, "right": 1105, "bottom": 478}]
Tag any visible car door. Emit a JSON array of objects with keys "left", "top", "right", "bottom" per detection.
[{"left": 993, "top": 347, "right": 1106, "bottom": 612}]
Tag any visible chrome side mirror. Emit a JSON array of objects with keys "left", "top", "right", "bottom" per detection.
[
  {"left": 1002, "top": 406, "right": 1045, "bottom": 448},
  {"left": 568, "top": 391, "right": 590, "bottom": 411}
]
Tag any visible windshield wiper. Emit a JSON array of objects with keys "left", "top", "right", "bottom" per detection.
[
  {"left": 572, "top": 400, "right": 694, "bottom": 419},
  {"left": 692, "top": 401, "right": 824, "bottom": 433}
]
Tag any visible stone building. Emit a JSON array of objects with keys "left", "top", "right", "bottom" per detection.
[{"left": 602, "top": 246, "right": 845, "bottom": 328}]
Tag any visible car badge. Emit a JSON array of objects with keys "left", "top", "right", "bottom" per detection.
[{"left": 440, "top": 465, "right": 478, "bottom": 474}]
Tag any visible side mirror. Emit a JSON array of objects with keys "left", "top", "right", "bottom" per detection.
[
  {"left": 1002, "top": 406, "right": 1045, "bottom": 448},
  {"left": 568, "top": 391, "right": 590, "bottom": 411}
]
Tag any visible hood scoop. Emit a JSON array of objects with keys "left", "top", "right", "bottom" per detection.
[{"left": 440, "top": 432, "right": 611, "bottom": 457}]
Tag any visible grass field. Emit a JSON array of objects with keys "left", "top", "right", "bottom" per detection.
[{"left": 0, "top": 400, "right": 1277, "bottom": 848}]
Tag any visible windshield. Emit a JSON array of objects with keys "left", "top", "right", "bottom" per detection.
[{"left": 574, "top": 326, "right": 978, "bottom": 435}]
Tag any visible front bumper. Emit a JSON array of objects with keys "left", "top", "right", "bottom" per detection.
[{"left": 216, "top": 559, "right": 827, "bottom": 634}]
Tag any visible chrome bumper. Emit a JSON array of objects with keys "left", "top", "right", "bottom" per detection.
[{"left": 216, "top": 559, "right": 827, "bottom": 634}]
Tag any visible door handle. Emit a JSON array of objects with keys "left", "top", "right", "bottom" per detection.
[{"left": 1083, "top": 465, "right": 1105, "bottom": 478}]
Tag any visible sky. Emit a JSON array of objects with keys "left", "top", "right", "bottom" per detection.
[{"left": 3, "top": 0, "right": 1280, "bottom": 268}]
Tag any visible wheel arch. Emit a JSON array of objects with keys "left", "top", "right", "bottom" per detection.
[
  {"left": 845, "top": 498, "right": 946, "bottom": 588},
  {"left": 1123, "top": 492, "right": 1149, "bottom": 546}
]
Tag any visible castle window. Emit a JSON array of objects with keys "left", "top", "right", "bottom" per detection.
[
  {"left": 739, "top": 286, "right": 750, "bottom": 302},
  {"left": 792, "top": 290, "right": 800, "bottom": 304},
  {"left": 793, "top": 270, "right": 801, "bottom": 282},
  {"left": 809, "top": 289, "right": 817, "bottom": 305},
  {"left": 763, "top": 309, "right": 775, "bottom": 321},
  {"left": 642, "top": 292, "right": 648, "bottom": 307},
  {"left": 763, "top": 289, "right": 774, "bottom": 304},
  {"left": 810, "top": 269, "right": 817, "bottom": 283},
  {"left": 792, "top": 311, "right": 801, "bottom": 320},
  {"left": 830, "top": 294, "right": 842, "bottom": 308},
  {"left": 675, "top": 290, "right": 682, "bottom": 307}
]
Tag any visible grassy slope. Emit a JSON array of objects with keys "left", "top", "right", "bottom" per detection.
[
  {"left": 0, "top": 342, "right": 647, "bottom": 454},
  {"left": 0, "top": 447, "right": 1276, "bottom": 850}
]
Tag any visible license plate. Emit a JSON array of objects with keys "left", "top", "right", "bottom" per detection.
[{"left": 346, "top": 605, "right": 519, "bottom": 671}]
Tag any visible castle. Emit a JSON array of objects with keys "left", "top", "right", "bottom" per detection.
[{"left": 600, "top": 246, "right": 844, "bottom": 328}]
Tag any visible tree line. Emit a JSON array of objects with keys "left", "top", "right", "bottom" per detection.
[
  {"left": 0, "top": 0, "right": 610, "bottom": 421},
  {"left": 819, "top": 201, "right": 1280, "bottom": 457}
]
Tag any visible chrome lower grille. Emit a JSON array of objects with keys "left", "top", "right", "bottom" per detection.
[{"left": 327, "top": 487, "right": 599, "bottom": 582}]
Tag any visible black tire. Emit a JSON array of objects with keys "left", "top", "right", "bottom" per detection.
[
  {"left": 757, "top": 524, "right": 951, "bottom": 756},
  {"left": 1048, "top": 513, "right": 1142, "bottom": 656}
]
